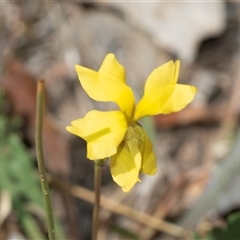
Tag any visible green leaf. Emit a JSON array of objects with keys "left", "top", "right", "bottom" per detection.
[
  {"left": 21, "top": 212, "right": 47, "bottom": 240},
  {"left": 0, "top": 94, "right": 65, "bottom": 239},
  {"left": 210, "top": 212, "right": 240, "bottom": 240},
  {"left": 194, "top": 212, "right": 240, "bottom": 240}
]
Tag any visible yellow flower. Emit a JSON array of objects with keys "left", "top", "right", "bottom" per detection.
[{"left": 66, "top": 53, "right": 197, "bottom": 192}]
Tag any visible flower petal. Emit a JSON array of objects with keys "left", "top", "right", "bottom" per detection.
[
  {"left": 140, "top": 131, "right": 157, "bottom": 175},
  {"left": 147, "top": 60, "right": 180, "bottom": 86},
  {"left": 110, "top": 123, "right": 157, "bottom": 192},
  {"left": 110, "top": 125, "right": 144, "bottom": 192},
  {"left": 75, "top": 53, "right": 135, "bottom": 120},
  {"left": 133, "top": 124, "right": 157, "bottom": 175},
  {"left": 66, "top": 110, "right": 128, "bottom": 160},
  {"left": 110, "top": 140, "right": 141, "bottom": 192},
  {"left": 133, "top": 61, "right": 197, "bottom": 120}
]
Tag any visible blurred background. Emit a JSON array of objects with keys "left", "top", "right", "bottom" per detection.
[{"left": 1, "top": 1, "right": 240, "bottom": 239}]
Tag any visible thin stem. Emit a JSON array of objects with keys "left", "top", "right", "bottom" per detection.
[
  {"left": 92, "top": 160, "right": 104, "bottom": 240},
  {"left": 35, "top": 80, "right": 56, "bottom": 240}
]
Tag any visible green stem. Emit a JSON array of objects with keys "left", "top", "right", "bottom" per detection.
[
  {"left": 92, "top": 160, "right": 104, "bottom": 240},
  {"left": 35, "top": 80, "right": 56, "bottom": 240}
]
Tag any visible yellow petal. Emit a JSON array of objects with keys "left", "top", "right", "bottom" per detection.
[
  {"left": 110, "top": 123, "right": 157, "bottom": 192},
  {"left": 133, "top": 60, "right": 197, "bottom": 120},
  {"left": 75, "top": 53, "right": 135, "bottom": 120},
  {"left": 110, "top": 142, "right": 141, "bottom": 192},
  {"left": 141, "top": 138, "right": 157, "bottom": 175},
  {"left": 110, "top": 126, "right": 143, "bottom": 192},
  {"left": 147, "top": 60, "right": 180, "bottom": 86},
  {"left": 131, "top": 123, "right": 157, "bottom": 175},
  {"left": 66, "top": 110, "right": 128, "bottom": 160}
]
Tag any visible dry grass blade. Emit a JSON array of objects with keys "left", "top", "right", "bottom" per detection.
[{"left": 50, "top": 176, "right": 190, "bottom": 238}]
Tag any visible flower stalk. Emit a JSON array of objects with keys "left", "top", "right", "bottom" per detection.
[
  {"left": 92, "top": 160, "right": 105, "bottom": 240},
  {"left": 35, "top": 79, "right": 56, "bottom": 240}
]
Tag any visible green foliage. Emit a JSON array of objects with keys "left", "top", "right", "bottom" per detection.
[
  {"left": 210, "top": 212, "right": 240, "bottom": 240},
  {"left": 0, "top": 118, "right": 43, "bottom": 206},
  {"left": 0, "top": 92, "right": 65, "bottom": 239},
  {"left": 194, "top": 212, "right": 240, "bottom": 240}
]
